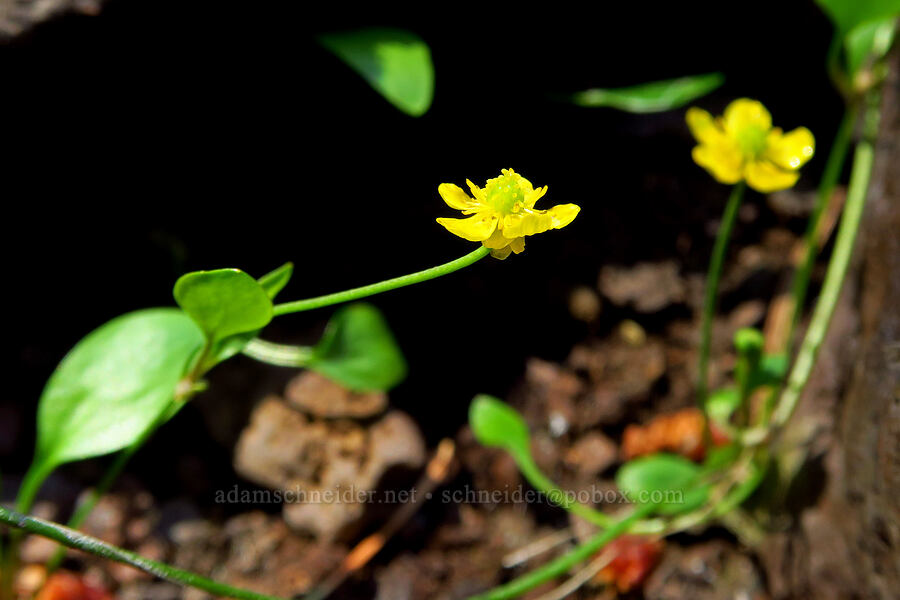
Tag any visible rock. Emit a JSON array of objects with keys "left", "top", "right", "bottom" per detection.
[
  {"left": 234, "top": 397, "right": 425, "bottom": 541},
  {"left": 520, "top": 358, "right": 584, "bottom": 437},
  {"left": 0, "top": 0, "right": 105, "bottom": 42},
  {"left": 568, "top": 285, "right": 602, "bottom": 322},
  {"left": 643, "top": 540, "right": 766, "bottom": 600},
  {"left": 564, "top": 432, "right": 618, "bottom": 477},
  {"left": 285, "top": 371, "right": 387, "bottom": 419},
  {"left": 599, "top": 261, "right": 686, "bottom": 312}
]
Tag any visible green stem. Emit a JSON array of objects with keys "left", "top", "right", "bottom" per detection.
[
  {"left": 514, "top": 454, "right": 616, "bottom": 529},
  {"left": 786, "top": 103, "right": 859, "bottom": 350},
  {"left": 242, "top": 338, "right": 313, "bottom": 367},
  {"left": 467, "top": 503, "right": 655, "bottom": 600},
  {"left": 44, "top": 400, "right": 189, "bottom": 574},
  {"left": 771, "top": 98, "right": 878, "bottom": 429},
  {"left": 0, "top": 507, "right": 287, "bottom": 600},
  {"left": 272, "top": 246, "right": 491, "bottom": 316},
  {"left": 2, "top": 463, "right": 53, "bottom": 599},
  {"left": 697, "top": 182, "right": 746, "bottom": 405}
]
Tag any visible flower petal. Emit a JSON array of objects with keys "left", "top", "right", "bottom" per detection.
[
  {"left": 744, "top": 160, "right": 800, "bottom": 193},
  {"left": 686, "top": 107, "right": 721, "bottom": 145},
  {"left": 764, "top": 127, "right": 815, "bottom": 171},
  {"left": 524, "top": 185, "right": 548, "bottom": 208},
  {"left": 509, "top": 237, "right": 526, "bottom": 254},
  {"left": 482, "top": 227, "right": 511, "bottom": 249},
  {"left": 502, "top": 203, "right": 579, "bottom": 238},
  {"left": 547, "top": 203, "right": 580, "bottom": 229},
  {"left": 439, "top": 183, "right": 477, "bottom": 210},
  {"left": 723, "top": 98, "right": 772, "bottom": 137},
  {"left": 466, "top": 179, "right": 486, "bottom": 202},
  {"left": 692, "top": 142, "right": 743, "bottom": 184},
  {"left": 436, "top": 213, "right": 498, "bottom": 241}
]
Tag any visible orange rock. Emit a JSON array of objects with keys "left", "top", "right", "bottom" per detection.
[
  {"left": 35, "top": 572, "right": 112, "bottom": 600},
  {"left": 595, "top": 535, "right": 664, "bottom": 592},
  {"left": 622, "top": 408, "right": 729, "bottom": 462}
]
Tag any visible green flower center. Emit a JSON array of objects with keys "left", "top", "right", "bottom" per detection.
[
  {"left": 735, "top": 125, "right": 768, "bottom": 158},
  {"left": 484, "top": 174, "right": 525, "bottom": 214}
]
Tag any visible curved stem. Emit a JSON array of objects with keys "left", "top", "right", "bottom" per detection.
[
  {"left": 786, "top": 103, "right": 859, "bottom": 350},
  {"left": 242, "top": 338, "right": 314, "bottom": 367},
  {"left": 772, "top": 128, "right": 875, "bottom": 429},
  {"left": 0, "top": 507, "right": 288, "bottom": 600},
  {"left": 467, "top": 503, "right": 655, "bottom": 600},
  {"left": 272, "top": 246, "right": 490, "bottom": 316},
  {"left": 696, "top": 183, "right": 746, "bottom": 405},
  {"left": 514, "top": 454, "right": 616, "bottom": 529}
]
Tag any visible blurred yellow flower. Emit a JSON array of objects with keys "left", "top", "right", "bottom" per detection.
[
  {"left": 436, "top": 169, "right": 580, "bottom": 259},
  {"left": 686, "top": 99, "right": 815, "bottom": 193}
]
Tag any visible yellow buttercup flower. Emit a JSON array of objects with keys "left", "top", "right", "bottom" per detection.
[
  {"left": 436, "top": 169, "right": 580, "bottom": 259},
  {"left": 686, "top": 99, "right": 815, "bottom": 193}
]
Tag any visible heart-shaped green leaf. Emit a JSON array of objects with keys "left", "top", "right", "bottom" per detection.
[
  {"left": 468, "top": 395, "right": 531, "bottom": 461},
  {"left": 318, "top": 28, "right": 434, "bottom": 116},
  {"left": 616, "top": 453, "right": 709, "bottom": 515},
  {"left": 207, "top": 264, "right": 294, "bottom": 365},
  {"left": 34, "top": 309, "right": 205, "bottom": 471},
  {"left": 816, "top": 0, "right": 900, "bottom": 33},
  {"left": 257, "top": 262, "right": 294, "bottom": 300},
  {"left": 306, "top": 303, "right": 406, "bottom": 391},
  {"left": 571, "top": 72, "right": 724, "bottom": 113},
  {"left": 173, "top": 269, "right": 273, "bottom": 345}
]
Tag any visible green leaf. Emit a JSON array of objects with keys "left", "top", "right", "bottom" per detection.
[
  {"left": 258, "top": 262, "right": 294, "bottom": 300},
  {"left": 749, "top": 353, "right": 789, "bottom": 389},
  {"left": 571, "top": 72, "right": 724, "bottom": 113},
  {"left": 34, "top": 309, "right": 205, "bottom": 470},
  {"left": 844, "top": 17, "right": 898, "bottom": 74},
  {"left": 816, "top": 0, "right": 900, "bottom": 33},
  {"left": 468, "top": 395, "right": 531, "bottom": 460},
  {"left": 318, "top": 28, "right": 434, "bottom": 116},
  {"left": 173, "top": 269, "right": 273, "bottom": 344},
  {"left": 703, "top": 443, "right": 741, "bottom": 471},
  {"left": 616, "top": 453, "right": 709, "bottom": 515},
  {"left": 706, "top": 386, "right": 741, "bottom": 424},
  {"left": 211, "top": 264, "right": 294, "bottom": 365},
  {"left": 307, "top": 303, "right": 407, "bottom": 391}
]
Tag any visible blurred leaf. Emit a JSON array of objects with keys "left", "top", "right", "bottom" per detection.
[
  {"left": 468, "top": 395, "right": 531, "bottom": 460},
  {"left": 844, "top": 17, "right": 898, "bottom": 74},
  {"left": 34, "top": 309, "right": 204, "bottom": 471},
  {"left": 733, "top": 328, "right": 764, "bottom": 356},
  {"left": 703, "top": 443, "right": 741, "bottom": 471},
  {"left": 258, "top": 262, "right": 294, "bottom": 300},
  {"left": 749, "top": 353, "right": 789, "bottom": 389},
  {"left": 571, "top": 72, "right": 724, "bottom": 113},
  {"left": 173, "top": 269, "right": 273, "bottom": 345},
  {"left": 816, "top": 0, "right": 900, "bottom": 33},
  {"left": 319, "top": 28, "right": 434, "bottom": 116},
  {"left": 706, "top": 387, "right": 741, "bottom": 424},
  {"left": 307, "top": 303, "right": 407, "bottom": 391},
  {"left": 616, "top": 453, "right": 709, "bottom": 515}
]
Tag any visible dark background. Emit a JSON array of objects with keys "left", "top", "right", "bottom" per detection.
[{"left": 2, "top": 1, "right": 843, "bottom": 501}]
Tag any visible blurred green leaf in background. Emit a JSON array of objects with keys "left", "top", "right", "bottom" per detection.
[
  {"left": 319, "top": 28, "right": 435, "bottom": 117},
  {"left": 571, "top": 72, "right": 724, "bottom": 113}
]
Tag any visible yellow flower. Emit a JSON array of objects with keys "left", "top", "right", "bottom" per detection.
[
  {"left": 436, "top": 169, "right": 580, "bottom": 259},
  {"left": 686, "top": 98, "right": 815, "bottom": 193}
]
